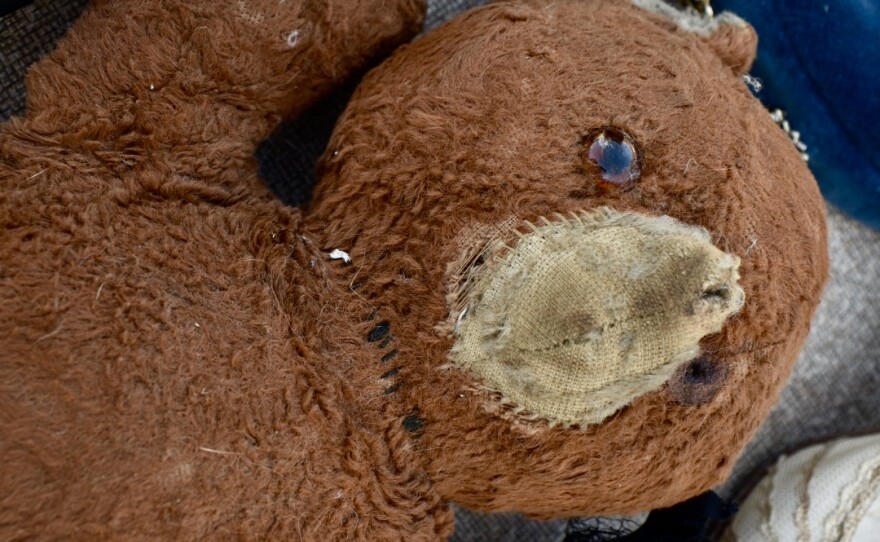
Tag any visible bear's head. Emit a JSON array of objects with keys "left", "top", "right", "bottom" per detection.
[{"left": 306, "top": 0, "right": 827, "bottom": 517}]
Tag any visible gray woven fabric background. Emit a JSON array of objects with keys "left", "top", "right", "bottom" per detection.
[{"left": 1, "top": 1, "right": 877, "bottom": 540}]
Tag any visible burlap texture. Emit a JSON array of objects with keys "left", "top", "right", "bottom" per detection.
[{"left": 450, "top": 209, "right": 744, "bottom": 426}]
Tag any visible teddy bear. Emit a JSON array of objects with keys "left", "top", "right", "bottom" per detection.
[{"left": 0, "top": 0, "right": 828, "bottom": 540}]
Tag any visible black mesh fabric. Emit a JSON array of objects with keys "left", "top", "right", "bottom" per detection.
[
  {"left": 0, "top": 0, "right": 90, "bottom": 120},
  {"left": 255, "top": 81, "right": 357, "bottom": 207},
  {"left": 0, "top": 1, "right": 35, "bottom": 18}
]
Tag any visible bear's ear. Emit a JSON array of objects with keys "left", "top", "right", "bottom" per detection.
[
  {"left": 632, "top": 0, "right": 758, "bottom": 75},
  {"left": 701, "top": 13, "right": 758, "bottom": 74}
]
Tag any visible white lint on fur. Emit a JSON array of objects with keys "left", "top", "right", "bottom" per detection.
[
  {"left": 770, "top": 109, "right": 810, "bottom": 162},
  {"left": 285, "top": 30, "right": 300, "bottom": 48},
  {"left": 328, "top": 249, "right": 352, "bottom": 264},
  {"left": 742, "top": 74, "right": 763, "bottom": 93}
]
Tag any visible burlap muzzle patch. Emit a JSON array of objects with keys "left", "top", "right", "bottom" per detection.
[{"left": 448, "top": 208, "right": 745, "bottom": 427}]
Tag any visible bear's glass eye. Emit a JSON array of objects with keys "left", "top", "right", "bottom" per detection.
[{"left": 586, "top": 128, "right": 640, "bottom": 185}]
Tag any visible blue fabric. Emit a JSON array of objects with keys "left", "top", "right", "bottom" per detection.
[{"left": 715, "top": 0, "right": 880, "bottom": 229}]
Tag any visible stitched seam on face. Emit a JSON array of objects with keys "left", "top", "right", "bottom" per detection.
[
  {"left": 712, "top": 338, "right": 789, "bottom": 359},
  {"left": 506, "top": 305, "right": 721, "bottom": 355}
]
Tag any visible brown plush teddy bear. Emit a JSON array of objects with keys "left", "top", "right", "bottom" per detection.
[{"left": 0, "top": 0, "right": 827, "bottom": 540}]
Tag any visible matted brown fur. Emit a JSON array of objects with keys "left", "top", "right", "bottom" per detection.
[
  {"left": 0, "top": 0, "right": 827, "bottom": 540},
  {"left": 0, "top": 0, "right": 448, "bottom": 540}
]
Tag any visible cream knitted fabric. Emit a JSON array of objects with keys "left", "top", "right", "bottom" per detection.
[
  {"left": 726, "top": 434, "right": 880, "bottom": 542},
  {"left": 449, "top": 208, "right": 745, "bottom": 427}
]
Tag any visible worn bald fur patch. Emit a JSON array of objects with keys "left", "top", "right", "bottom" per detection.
[
  {"left": 631, "top": 0, "right": 749, "bottom": 35},
  {"left": 448, "top": 208, "right": 745, "bottom": 427}
]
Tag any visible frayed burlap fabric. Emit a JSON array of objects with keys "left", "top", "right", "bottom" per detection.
[{"left": 450, "top": 209, "right": 744, "bottom": 427}]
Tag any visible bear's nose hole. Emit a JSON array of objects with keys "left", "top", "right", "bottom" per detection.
[
  {"left": 684, "top": 356, "right": 718, "bottom": 383},
  {"left": 701, "top": 286, "right": 730, "bottom": 303},
  {"left": 669, "top": 355, "right": 727, "bottom": 406}
]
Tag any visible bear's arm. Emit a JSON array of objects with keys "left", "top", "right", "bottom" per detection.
[
  {"left": 0, "top": 0, "right": 451, "bottom": 539},
  {"left": 16, "top": 0, "right": 427, "bottom": 197},
  {"left": 0, "top": 171, "right": 447, "bottom": 539}
]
